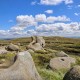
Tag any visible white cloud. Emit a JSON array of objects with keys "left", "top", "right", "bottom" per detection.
[
  {"left": 78, "top": 5, "right": 80, "bottom": 7},
  {"left": 1, "top": 14, "right": 80, "bottom": 38},
  {"left": 47, "top": 15, "right": 70, "bottom": 23},
  {"left": 0, "top": 22, "right": 80, "bottom": 38},
  {"left": 11, "top": 26, "right": 25, "bottom": 31},
  {"left": 16, "top": 15, "right": 37, "bottom": 27},
  {"left": 40, "top": 0, "right": 73, "bottom": 5},
  {"left": 0, "top": 30, "right": 7, "bottom": 35},
  {"left": 36, "top": 22, "right": 80, "bottom": 33},
  {"left": 64, "top": 0, "right": 73, "bottom": 4},
  {"left": 45, "top": 10, "right": 53, "bottom": 14},
  {"left": 74, "top": 13, "right": 80, "bottom": 16},
  {"left": 35, "top": 14, "right": 47, "bottom": 22}
]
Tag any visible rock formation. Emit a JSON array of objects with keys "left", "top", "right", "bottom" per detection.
[
  {"left": 0, "top": 51, "right": 42, "bottom": 80},
  {"left": 49, "top": 57, "right": 76, "bottom": 70},
  {"left": 63, "top": 65, "right": 80, "bottom": 80},
  {"left": 27, "top": 36, "right": 45, "bottom": 51},
  {"left": 5, "top": 43, "right": 20, "bottom": 51},
  {"left": 0, "top": 49, "right": 8, "bottom": 54},
  {"left": 55, "top": 51, "right": 69, "bottom": 57},
  {"left": 36, "top": 36, "right": 45, "bottom": 47}
]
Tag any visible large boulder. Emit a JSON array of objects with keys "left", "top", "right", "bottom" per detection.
[
  {"left": 0, "top": 49, "right": 8, "bottom": 54},
  {"left": 27, "top": 36, "right": 45, "bottom": 51},
  {"left": 55, "top": 51, "right": 69, "bottom": 57},
  {"left": 0, "top": 51, "right": 42, "bottom": 80},
  {"left": 49, "top": 57, "right": 76, "bottom": 70},
  {"left": 63, "top": 65, "right": 80, "bottom": 80},
  {"left": 5, "top": 43, "right": 20, "bottom": 51}
]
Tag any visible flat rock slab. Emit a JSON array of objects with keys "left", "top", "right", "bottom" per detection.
[{"left": 50, "top": 57, "right": 76, "bottom": 70}]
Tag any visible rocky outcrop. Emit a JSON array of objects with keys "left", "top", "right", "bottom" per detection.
[
  {"left": 5, "top": 43, "right": 20, "bottom": 51},
  {"left": 36, "top": 36, "right": 45, "bottom": 47},
  {"left": 63, "top": 65, "right": 80, "bottom": 80},
  {"left": 55, "top": 51, "right": 69, "bottom": 57},
  {"left": 0, "top": 51, "right": 42, "bottom": 80},
  {"left": 49, "top": 57, "right": 76, "bottom": 70},
  {"left": 27, "top": 36, "right": 45, "bottom": 51}
]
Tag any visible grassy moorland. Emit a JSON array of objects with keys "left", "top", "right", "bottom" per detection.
[
  {"left": 0, "top": 36, "right": 80, "bottom": 80},
  {"left": 1, "top": 36, "right": 80, "bottom": 55}
]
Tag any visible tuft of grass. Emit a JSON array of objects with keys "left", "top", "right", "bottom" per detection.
[
  {"left": 30, "top": 49, "right": 58, "bottom": 67},
  {"left": 37, "top": 67, "right": 65, "bottom": 80},
  {"left": 35, "top": 50, "right": 48, "bottom": 54},
  {"left": 70, "top": 54, "right": 80, "bottom": 65},
  {"left": 0, "top": 53, "right": 16, "bottom": 61}
]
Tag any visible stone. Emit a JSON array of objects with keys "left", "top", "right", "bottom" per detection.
[
  {"left": 27, "top": 36, "right": 45, "bottom": 51},
  {"left": 36, "top": 36, "right": 45, "bottom": 47},
  {"left": 0, "top": 49, "right": 8, "bottom": 54},
  {"left": 0, "top": 51, "right": 42, "bottom": 80},
  {"left": 5, "top": 43, "right": 20, "bottom": 51},
  {"left": 49, "top": 57, "right": 76, "bottom": 70},
  {"left": 55, "top": 51, "right": 69, "bottom": 57},
  {"left": 63, "top": 65, "right": 80, "bottom": 80}
]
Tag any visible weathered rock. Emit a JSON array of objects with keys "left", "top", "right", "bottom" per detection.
[
  {"left": 50, "top": 57, "right": 76, "bottom": 70},
  {"left": 55, "top": 51, "right": 69, "bottom": 57},
  {"left": 63, "top": 65, "right": 80, "bottom": 80},
  {"left": 5, "top": 43, "right": 20, "bottom": 51},
  {"left": 0, "top": 51, "right": 42, "bottom": 80},
  {"left": 36, "top": 36, "right": 45, "bottom": 47},
  {"left": 27, "top": 36, "right": 45, "bottom": 51},
  {"left": 0, "top": 49, "right": 8, "bottom": 54}
]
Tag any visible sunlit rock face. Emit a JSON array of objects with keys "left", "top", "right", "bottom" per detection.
[
  {"left": 50, "top": 57, "right": 76, "bottom": 70},
  {"left": 27, "top": 36, "right": 45, "bottom": 51},
  {"left": 0, "top": 51, "right": 42, "bottom": 80}
]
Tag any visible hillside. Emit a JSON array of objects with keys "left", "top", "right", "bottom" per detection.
[
  {"left": 0, "top": 36, "right": 80, "bottom": 80},
  {"left": 0, "top": 36, "right": 80, "bottom": 55}
]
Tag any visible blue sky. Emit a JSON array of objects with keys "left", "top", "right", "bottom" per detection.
[{"left": 0, "top": 0, "right": 80, "bottom": 38}]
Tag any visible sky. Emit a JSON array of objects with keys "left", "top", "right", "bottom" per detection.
[{"left": 0, "top": 0, "right": 80, "bottom": 38}]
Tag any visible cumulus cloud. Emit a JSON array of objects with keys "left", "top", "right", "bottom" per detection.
[
  {"left": 16, "top": 15, "right": 37, "bottom": 27},
  {"left": 47, "top": 15, "right": 70, "bottom": 23},
  {"left": 1, "top": 14, "right": 80, "bottom": 38},
  {"left": 45, "top": 10, "right": 53, "bottom": 14},
  {"left": 40, "top": 0, "right": 73, "bottom": 5},
  {"left": 35, "top": 14, "right": 70, "bottom": 23},
  {"left": 35, "top": 14, "right": 47, "bottom": 22},
  {"left": 36, "top": 22, "right": 80, "bottom": 33},
  {"left": 0, "top": 30, "right": 8, "bottom": 35}
]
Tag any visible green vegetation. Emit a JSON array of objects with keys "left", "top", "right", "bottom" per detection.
[
  {"left": 0, "top": 52, "right": 15, "bottom": 60},
  {"left": 37, "top": 67, "right": 65, "bottom": 80}
]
